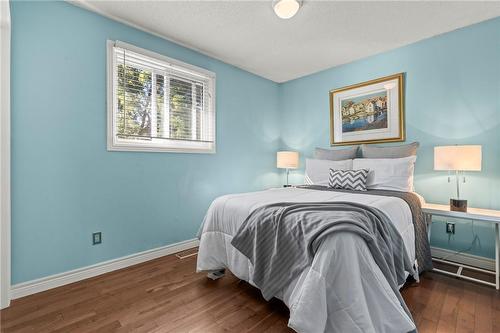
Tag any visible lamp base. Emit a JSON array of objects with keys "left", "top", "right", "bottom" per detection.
[{"left": 450, "top": 199, "right": 467, "bottom": 212}]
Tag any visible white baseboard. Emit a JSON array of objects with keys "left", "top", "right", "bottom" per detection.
[
  {"left": 431, "top": 246, "right": 495, "bottom": 271},
  {"left": 10, "top": 238, "right": 199, "bottom": 300}
]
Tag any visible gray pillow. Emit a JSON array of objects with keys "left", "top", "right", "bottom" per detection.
[
  {"left": 314, "top": 146, "right": 358, "bottom": 161},
  {"left": 360, "top": 142, "right": 419, "bottom": 159}
]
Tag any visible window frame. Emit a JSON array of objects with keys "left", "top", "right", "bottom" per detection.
[{"left": 106, "top": 40, "right": 216, "bottom": 153}]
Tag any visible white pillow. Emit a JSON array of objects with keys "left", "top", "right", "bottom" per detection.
[
  {"left": 353, "top": 156, "right": 416, "bottom": 192},
  {"left": 305, "top": 158, "right": 353, "bottom": 186}
]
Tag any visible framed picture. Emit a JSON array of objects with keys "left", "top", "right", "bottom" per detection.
[{"left": 329, "top": 73, "right": 405, "bottom": 146}]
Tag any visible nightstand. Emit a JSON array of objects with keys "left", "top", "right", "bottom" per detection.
[{"left": 422, "top": 203, "right": 500, "bottom": 289}]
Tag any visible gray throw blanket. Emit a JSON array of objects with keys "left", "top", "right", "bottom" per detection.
[
  {"left": 296, "top": 185, "right": 433, "bottom": 273},
  {"left": 231, "top": 201, "right": 415, "bottom": 321}
]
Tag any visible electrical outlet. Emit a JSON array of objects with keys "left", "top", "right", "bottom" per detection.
[
  {"left": 445, "top": 222, "right": 455, "bottom": 234},
  {"left": 92, "top": 232, "right": 102, "bottom": 245}
]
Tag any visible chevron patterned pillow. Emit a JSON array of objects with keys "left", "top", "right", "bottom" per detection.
[{"left": 328, "top": 169, "right": 369, "bottom": 191}]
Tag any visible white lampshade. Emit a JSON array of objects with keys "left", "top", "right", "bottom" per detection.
[
  {"left": 434, "top": 145, "right": 482, "bottom": 171},
  {"left": 277, "top": 151, "right": 299, "bottom": 169}
]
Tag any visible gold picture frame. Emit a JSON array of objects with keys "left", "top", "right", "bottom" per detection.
[{"left": 329, "top": 73, "right": 405, "bottom": 146}]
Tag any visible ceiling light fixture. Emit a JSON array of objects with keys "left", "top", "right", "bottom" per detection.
[{"left": 272, "top": 0, "right": 301, "bottom": 19}]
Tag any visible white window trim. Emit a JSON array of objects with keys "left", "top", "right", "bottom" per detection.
[
  {"left": 106, "top": 40, "right": 216, "bottom": 153},
  {"left": 0, "top": 0, "right": 11, "bottom": 309}
]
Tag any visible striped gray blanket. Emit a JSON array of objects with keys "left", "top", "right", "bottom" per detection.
[
  {"left": 297, "top": 185, "right": 433, "bottom": 274},
  {"left": 231, "top": 201, "right": 416, "bottom": 322}
]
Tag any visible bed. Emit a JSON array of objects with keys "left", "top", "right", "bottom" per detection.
[{"left": 197, "top": 185, "right": 431, "bottom": 333}]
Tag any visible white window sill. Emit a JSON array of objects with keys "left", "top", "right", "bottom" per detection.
[{"left": 107, "top": 141, "right": 215, "bottom": 154}]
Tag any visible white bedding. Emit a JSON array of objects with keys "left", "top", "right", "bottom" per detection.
[{"left": 197, "top": 187, "right": 417, "bottom": 333}]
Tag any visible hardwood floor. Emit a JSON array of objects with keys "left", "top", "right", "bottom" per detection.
[{"left": 1, "top": 252, "right": 499, "bottom": 333}]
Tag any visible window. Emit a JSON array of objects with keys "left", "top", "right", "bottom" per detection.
[{"left": 107, "top": 41, "right": 216, "bottom": 153}]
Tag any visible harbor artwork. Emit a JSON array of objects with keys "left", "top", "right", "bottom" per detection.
[
  {"left": 329, "top": 73, "right": 405, "bottom": 145},
  {"left": 340, "top": 91, "right": 388, "bottom": 133}
]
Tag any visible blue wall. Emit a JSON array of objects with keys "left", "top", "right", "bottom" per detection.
[
  {"left": 11, "top": 2, "right": 500, "bottom": 284},
  {"left": 10, "top": 1, "right": 280, "bottom": 284},
  {"left": 280, "top": 17, "right": 500, "bottom": 259}
]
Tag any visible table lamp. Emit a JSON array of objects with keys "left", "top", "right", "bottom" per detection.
[
  {"left": 277, "top": 151, "right": 299, "bottom": 187},
  {"left": 434, "top": 145, "right": 482, "bottom": 212}
]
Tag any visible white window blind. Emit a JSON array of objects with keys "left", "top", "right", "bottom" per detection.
[{"left": 107, "top": 41, "right": 216, "bottom": 153}]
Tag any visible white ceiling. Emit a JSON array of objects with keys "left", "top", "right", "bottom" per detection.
[{"left": 73, "top": 1, "right": 500, "bottom": 83}]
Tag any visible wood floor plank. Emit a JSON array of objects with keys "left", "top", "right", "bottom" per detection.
[
  {"left": 436, "top": 283, "right": 462, "bottom": 333},
  {"left": 474, "top": 290, "right": 493, "bottom": 333},
  {"left": 455, "top": 288, "right": 476, "bottom": 333},
  {"left": 421, "top": 276, "right": 447, "bottom": 324},
  {"left": 1, "top": 253, "right": 499, "bottom": 333}
]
